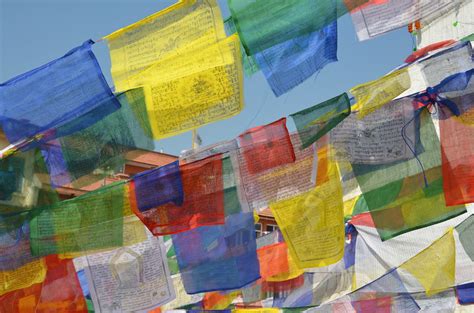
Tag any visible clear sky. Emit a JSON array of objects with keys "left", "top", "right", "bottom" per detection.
[{"left": 0, "top": 0, "right": 413, "bottom": 155}]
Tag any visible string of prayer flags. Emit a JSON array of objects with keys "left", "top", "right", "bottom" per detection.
[
  {"left": 350, "top": 68, "right": 411, "bottom": 119},
  {"left": 171, "top": 212, "right": 260, "bottom": 294},
  {"left": 227, "top": 0, "right": 369, "bottom": 55},
  {"left": 104, "top": 0, "right": 226, "bottom": 92},
  {"left": 0, "top": 255, "right": 87, "bottom": 313},
  {"left": 126, "top": 35, "right": 244, "bottom": 139},
  {"left": 253, "top": 20, "right": 338, "bottom": 97},
  {"left": 0, "top": 40, "right": 120, "bottom": 149},
  {"left": 400, "top": 228, "right": 456, "bottom": 296},
  {"left": 133, "top": 160, "right": 183, "bottom": 212},
  {"left": 257, "top": 243, "right": 290, "bottom": 280},
  {"left": 202, "top": 290, "right": 241, "bottom": 310},
  {"left": 83, "top": 233, "right": 175, "bottom": 312},
  {"left": 351, "top": 0, "right": 463, "bottom": 41},
  {"left": 270, "top": 159, "right": 344, "bottom": 268},
  {"left": 131, "top": 155, "right": 226, "bottom": 236},
  {"left": 291, "top": 93, "right": 351, "bottom": 149},
  {"left": 238, "top": 118, "right": 295, "bottom": 175},
  {"left": 437, "top": 70, "right": 474, "bottom": 206},
  {"left": 29, "top": 181, "right": 132, "bottom": 256},
  {"left": 455, "top": 215, "right": 474, "bottom": 262}
]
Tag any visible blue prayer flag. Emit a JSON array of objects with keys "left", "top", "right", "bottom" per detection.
[
  {"left": 171, "top": 212, "right": 260, "bottom": 294},
  {"left": 0, "top": 40, "right": 120, "bottom": 148},
  {"left": 254, "top": 21, "right": 337, "bottom": 97},
  {"left": 133, "top": 160, "right": 184, "bottom": 211}
]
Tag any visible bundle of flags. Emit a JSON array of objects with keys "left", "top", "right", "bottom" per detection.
[{"left": 0, "top": 0, "right": 473, "bottom": 312}]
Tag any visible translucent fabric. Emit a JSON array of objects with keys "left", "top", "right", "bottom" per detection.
[
  {"left": 455, "top": 215, "right": 474, "bottom": 261},
  {"left": 348, "top": 270, "right": 420, "bottom": 313},
  {"left": 202, "top": 291, "right": 240, "bottom": 310},
  {"left": 330, "top": 97, "right": 417, "bottom": 165},
  {"left": 224, "top": 17, "right": 260, "bottom": 77},
  {"left": 40, "top": 87, "right": 154, "bottom": 187},
  {"left": 133, "top": 160, "right": 183, "bottom": 211},
  {"left": 0, "top": 225, "right": 39, "bottom": 271},
  {"left": 351, "top": 0, "right": 463, "bottom": 41},
  {"left": 83, "top": 234, "right": 175, "bottom": 312},
  {"left": 0, "top": 258, "right": 46, "bottom": 296},
  {"left": 171, "top": 212, "right": 260, "bottom": 294},
  {"left": 0, "top": 150, "right": 60, "bottom": 236},
  {"left": 131, "top": 155, "right": 226, "bottom": 236},
  {"left": 127, "top": 35, "right": 244, "bottom": 139},
  {"left": 0, "top": 40, "right": 120, "bottom": 147},
  {"left": 438, "top": 70, "right": 474, "bottom": 206},
  {"left": 227, "top": 0, "right": 368, "bottom": 55},
  {"left": 238, "top": 118, "right": 295, "bottom": 175},
  {"left": 104, "top": 0, "right": 226, "bottom": 92},
  {"left": 238, "top": 133, "right": 320, "bottom": 212},
  {"left": 291, "top": 93, "right": 350, "bottom": 149},
  {"left": 400, "top": 229, "right": 455, "bottom": 296},
  {"left": 0, "top": 255, "right": 87, "bottom": 313},
  {"left": 270, "top": 159, "right": 344, "bottom": 268},
  {"left": 404, "top": 39, "right": 456, "bottom": 63},
  {"left": 253, "top": 21, "right": 337, "bottom": 97},
  {"left": 456, "top": 282, "right": 474, "bottom": 305},
  {"left": 350, "top": 68, "right": 411, "bottom": 119},
  {"left": 257, "top": 242, "right": 290, "bottom": 280},
  {"left": 29, "top": 181, "right": 131, "bottom": 256}
]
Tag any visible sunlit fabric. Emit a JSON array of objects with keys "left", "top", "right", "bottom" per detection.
[
  {"left": 104, "top": 0, "right": 226, "bottom": 92},
  {"left": 351, "top": 0, "right": 463, "bottom": 41},
  {"left": 456, "top": 282, "right": 474, "bottom": 305},
  {"left": 133, "top": 160, "right": 183, "bottom": 211},
  {"left": 291, "top": 93, "right": 350, "bottom": 149},
  {"left": 238, "top": 133, "right": 319, "bottom": 212},
  {"left": 127, "top": 35, "right": 244, "bottom": 139},
  {"left": 400, "top": 229, "right": 455, "bottom": 296},
  {"left": 455, "top": 215, "right": 474, "bottom": 261},
  {"left": 41, "top": 87, "right": 155, "bottom": 187},
  {"left": 29, "top": 182, "right": 132, "bottom": 256},
  {"left": 0, "top": 40, "right": 120, "bottom": 148},
  {"left": 224, "top": 17, "right": 260, "bottom": 77},
  {"left": 345, "top": 96, "right": 465, "bottom": 240},
  {"left": 171, "top": 212, "right": 260, "bottom": 294},
  {"left": 350, "top": 68, "right": 411, "bottom": 119},
  {"left": 0, "top": 258, "right": 46, "bottom": 296},
  {"left": 253, "top": 21, "right": 337, "bottom": 97},
  {"left": 131, "top": 155, "right": 226, "bottom": 236},
  {"left": 270, "top": 159, "right": 344, "bottom": 268},
  {"left": 238, "top": 118, "right": 295, "bottom": 175},
  {"left": 437, "top": 70, "right": 474, "bottom": 206},
  {"left": 227, "top": 0, "right": 369, "bottom": 55},
  {"left": 0, "top": 255, "right": 87, "bottom": 313}
]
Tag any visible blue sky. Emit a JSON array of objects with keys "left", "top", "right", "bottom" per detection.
[{"left": 0, "top": 0, "right": 413, "bottom": 155}]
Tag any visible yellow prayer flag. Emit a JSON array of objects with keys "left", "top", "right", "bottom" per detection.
[
  {"left": 350, "top": 69, "right": 410, "bottom": 119},
  {"left": 270, "top": 160, "right": 345, "bottom": 268},
  {"left": 138, "top": 35, "right": 243, "bottom": 139},
  {"left": 104, "top": 0, "right": 226, "bottom": 92},
  {"left": 0, "top": 259, "right": 46, "bottom": 295},
  {"left": 400, "top": 228, "right": 455, "bottom": 296}
]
